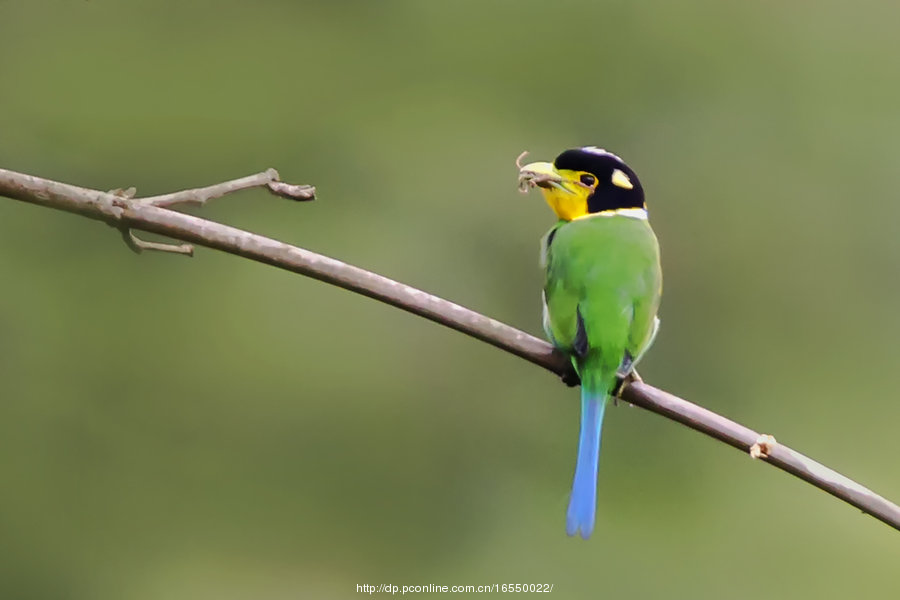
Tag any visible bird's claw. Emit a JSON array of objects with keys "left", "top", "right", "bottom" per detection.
[
  {"left": 612, "top": 369, "right": 642, "bottom": 402},
  {"left": 750, "top": 434, "right": 777, "bottom": 459}
]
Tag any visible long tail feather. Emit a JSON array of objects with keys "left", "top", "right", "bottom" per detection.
[{"left": 566, "top": 387, "right": 608, "bottom": 539}]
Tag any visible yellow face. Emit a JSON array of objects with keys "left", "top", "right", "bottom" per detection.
[{"left": 518, "top": 160, "right": 635, "bottom": 221}]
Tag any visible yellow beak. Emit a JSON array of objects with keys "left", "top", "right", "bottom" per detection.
[
  {"left": 518, "top": 160, "right": 592, "bottom": 221},
  {"left": 517, "top": 161, "right": 574, "bottom": 194}
]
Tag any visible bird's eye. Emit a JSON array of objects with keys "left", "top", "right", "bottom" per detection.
[{"left": 579, "top": 174, "right": 596, "bottom": 186}]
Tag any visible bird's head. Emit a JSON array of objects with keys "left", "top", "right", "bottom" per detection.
[{"left": 518, "top": 146, "right": 645, "bottom": 221}]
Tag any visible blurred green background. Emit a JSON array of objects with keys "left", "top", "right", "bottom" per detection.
[{"left": 1, "top": 1, "right": 899, "bottom": 598}]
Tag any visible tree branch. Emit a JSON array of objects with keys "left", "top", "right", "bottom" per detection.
[
  {"left": 138, "top": 168, "right": 314, "bottom": 209},
  {"left": 1, "top": 166, "right": 898, "bottom": 533}
]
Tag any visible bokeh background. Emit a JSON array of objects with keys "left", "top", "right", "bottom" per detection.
[{"left": 1, "top": 1, "right": 899, "bottom": 598}]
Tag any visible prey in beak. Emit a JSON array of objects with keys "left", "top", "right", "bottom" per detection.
[
  {"left": 516, "top": 150, "right": 601, "bottom": 221},
  {"left": 516, "top": 151, "right": 574, "bottom": 195}
]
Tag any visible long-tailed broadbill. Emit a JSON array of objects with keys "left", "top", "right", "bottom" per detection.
[{"left": 518, "top": 146, "right": 662, "bottom": 539}]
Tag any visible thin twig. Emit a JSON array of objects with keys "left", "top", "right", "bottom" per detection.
[
  {"left": 267, "top": 180, "right": 317, "bottom": 201},
  {"left": 0, "top": 166, "right": 898, "bottom": 533},
  {"left": 121, "top": 228, "right": 194, "bottom": 256},
  {"left": 139, "top": 168, "right": 315, "bottom": 209}
]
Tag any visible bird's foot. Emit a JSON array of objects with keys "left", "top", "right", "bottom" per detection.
[
  {"left": 611, "top": 370, "right": 642, "bottom": 406},
  {"left": 749, "top": 434, "right": 777, "bottom": 459}
]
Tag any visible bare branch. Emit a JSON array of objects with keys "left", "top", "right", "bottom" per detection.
[
  {"left": 1, "top": 165, "right": 898, "bottom": 533},
  {"left": 267, "top": 180, "right": 317, "bottom": 201},
  {"left": 138, "top": 168, "right": 314, "bottom": 208},
  {"left": 121, "top": 228, "right": 194, "bottom": 256}
]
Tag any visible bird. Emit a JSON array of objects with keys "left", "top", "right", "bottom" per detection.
[{"left": 518, "top": 146, "right": 662, "bottom": 539}]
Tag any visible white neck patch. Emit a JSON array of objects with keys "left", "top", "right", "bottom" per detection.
[{"left": 574, "top": 207, "right": 648, "bottom": 221}]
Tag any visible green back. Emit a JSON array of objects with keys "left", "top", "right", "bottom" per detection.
[{"left": 542, "top": 215, "right": 662, "bottom": 388}]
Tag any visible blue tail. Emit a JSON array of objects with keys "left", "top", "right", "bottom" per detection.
[{"left": 566, "top": 387, "right": 608, "bottom": 539}]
